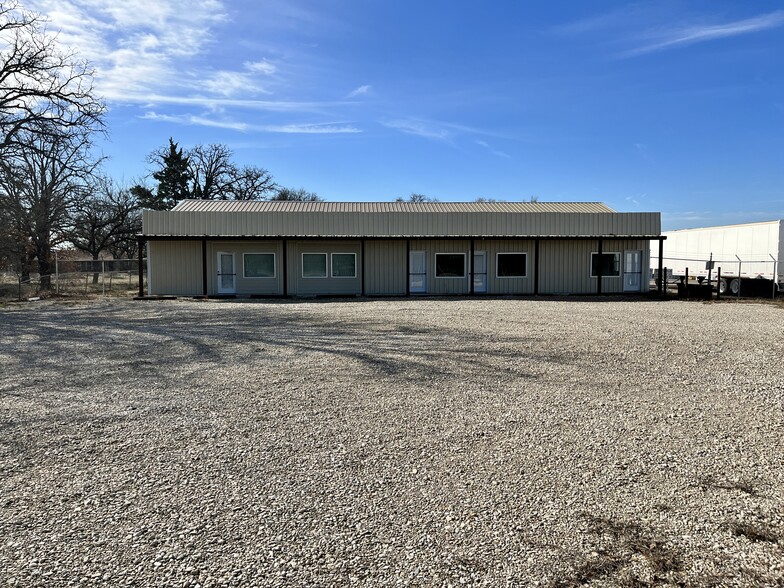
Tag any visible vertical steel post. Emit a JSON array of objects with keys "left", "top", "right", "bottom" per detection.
[
  {"left": 657, "top": 237, "right": 664, "bottom": 294},
  {"left": 55, "top": 251, "right": 59, "bottom": 294},
  {"left": 101, "top": 258, "right": 106, "bottom": 296}
]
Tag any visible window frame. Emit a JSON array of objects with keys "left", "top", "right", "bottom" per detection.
[
  {"left": 496, "top": 252, "right": 528, "bottom": 279},
  {"left": 330, "top": 252, "right": 357, "bottom": 278},
  {"left": 301, "top": 252, "right": 328, "bottom": 278},
  {"left": 590, "top": 252, "right": 621, "bottom": 278},
  {"left": 434, "top": 252, "right": 466, "bottom": 279},
  {"left": 242, "top": 252, "right": 276, "bottom": 279}
]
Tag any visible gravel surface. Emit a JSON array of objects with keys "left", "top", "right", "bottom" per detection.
[{"left": 1, "top": 296, "right": 783, "bottom": 587}]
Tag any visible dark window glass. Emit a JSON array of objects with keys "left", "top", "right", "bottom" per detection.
[
  {"left": 591, "top": 253, "right": 620, "bottom": 277},
  {"left": 331, "top": 253, "right": 356, "bottom": 277},
  {"left": 435, "top": 254, "right": 465, "bottom": 277},
  {"left": 244, "top": 253, "right": 275, "bottom": 278},
  {"left": 497, "top": 253, "right": 527, "bottom": 277}
]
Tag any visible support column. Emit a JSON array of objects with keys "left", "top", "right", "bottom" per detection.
[
  {"left": 282, "top": 239, "right": 288, "bottom": 297},
  {"left": 657, "top": 237, "right": 664, "bottom": 294},
  {"left": 597, "top": 239, "right": 603, "bottom": 295},
  {"left": 201, "top": 238, "right": 208, "bottom": 296},
  {"left": 534, "top": 239, "right": 540, "bottom": 295},
  {"left": 469, "top": 239, "right": 475, "bottom": 295},
  {"left": 405, "top": 239, "right": 411, "bottom": 296},
  {"left": 137, "top": 237, "right": 145, "bottom": 297}
]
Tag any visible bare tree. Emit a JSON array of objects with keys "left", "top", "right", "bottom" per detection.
[
  {"left": 0, "top": 1, "right": 105, "bottom": 157},
  {"left": 272, "top": 187, "right": 321, "bottom": 202},
  {"left": 228, "top": 165, "right": 276, "bottom": 201},
  {"left": 188, "top": 143, "right": 236, "bottom": 200},
  {"left": 0, "top": 128, "right": 101, "bottom": 289},
  {"left": 66, "top": 179, "right": 141, "bottom": 282},
  {"left": 395, "top": 193, "right": 438, "bottom": 203}
]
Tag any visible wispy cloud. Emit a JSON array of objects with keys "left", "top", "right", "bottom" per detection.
[
  {"left": 141, "top": 111, "right": 250, "bottom": 131},
  {"left": 141, "top": 112, "right": 360, "bottom": 134},
  {"left": 25, "top": 0, "right": 230, "bottom": 101},
  {"left": 557, "top": 7, "right": 784, "bottom": 58},
  {"left": 347, "top": 84, "right": 371, "bottom": 98},
  {"left": 476, "top": 140, "right": 511, "bottom": 159},
  {"left": 624, "top": 10, "right": 784, "bottom": 56},
  {"left": 381, "top": 117, "right": 509, "bottom": 144},
  {"left": 259, "top": 123, "right": 361, "bottom": 134},
  {"left": 381, "top": 118, "right": 451, "bottom": 141}
]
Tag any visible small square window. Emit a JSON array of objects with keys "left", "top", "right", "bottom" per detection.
[
  {"left": 435, "top": 253, "right": 465, "bottom": 278},
  {"left": 591, "top": 253, "right": 620, "bottom": 277},
  {"left": 243, "top": 253, "right": 275, "bottom": 278},
  {"left": 497, "top": 253, "right": 527, "bottom": 278},
  {"left": 331, "top": 253, "right": 356, "bottom": 278},
  {"left": 302, "top": 253, "right": 327, "bottom": 278}
]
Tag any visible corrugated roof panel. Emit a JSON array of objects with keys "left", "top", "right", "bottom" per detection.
[{"left": 170, "top": 200, "right": 616, "bottom": 214}]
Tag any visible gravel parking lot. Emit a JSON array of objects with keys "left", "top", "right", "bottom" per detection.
[{"left": 1, "top": 297, "right": 783, "bottom": 587}]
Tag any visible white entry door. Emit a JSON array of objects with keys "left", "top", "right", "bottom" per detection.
[
  {"left": 473, "top": 251, "right": 487, "bottom": 293},
  {"left": 409, "top": 251, "right": 427, "bottom": 293},
  {"left": 217, "top": 252, "right": 236, "bottom": 294},
  {"left": 623, "top": 250, "right": 642, "bottom": 292}
]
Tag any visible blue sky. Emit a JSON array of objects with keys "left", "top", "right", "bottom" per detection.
[{"left": 25, "top": 0, "right": 784, "bottom": 229}]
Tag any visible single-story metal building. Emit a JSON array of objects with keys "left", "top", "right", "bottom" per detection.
[{"left": 138, "top": 200, "right": 665, "bottom": 297}]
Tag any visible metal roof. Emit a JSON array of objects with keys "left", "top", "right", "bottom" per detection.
[{"left": 170, "top": 200, "right": 616, "bottom": 214}]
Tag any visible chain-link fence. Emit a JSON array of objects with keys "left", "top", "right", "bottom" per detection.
[{"left": 1, "top": 258, "right": 146, "bottom": 300}]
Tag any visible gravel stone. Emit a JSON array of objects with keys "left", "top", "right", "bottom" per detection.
[{"left": 1, "top": 297, "right": 783, "bottom": 586}]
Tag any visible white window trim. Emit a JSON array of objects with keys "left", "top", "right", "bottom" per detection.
[
  {"left": 590, "top": 251, "right": 621, "bottom": 278},
  {"left": 302, "top": 252, "right": 328, "bottom": 278},
  {"left": 242, "top": 252, "right": 276, "bottom": 279},
  {"left": 330, "top": 252, "right": 357, "bottom": 278},
  {"left": 435, "top": 252, "right": 466, "bottom": 279},
  {"left": 496, "top": 252, "right": 528, "bottom": 279}
]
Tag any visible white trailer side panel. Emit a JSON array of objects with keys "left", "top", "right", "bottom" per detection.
[{"left": 652, "top": 220, "right": 783, "bottom": 284}]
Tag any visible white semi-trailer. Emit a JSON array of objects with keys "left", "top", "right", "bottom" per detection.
[{"left": 651, "top": 220, "right": 783, "bottom": 295}]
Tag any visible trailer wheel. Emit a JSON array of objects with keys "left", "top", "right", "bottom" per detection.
[
  {"left": 718, "top": 278, "right": 729, "bottom": 295},
  {"left": 729, "top": 279, "right": 741, "bottom": 295}
]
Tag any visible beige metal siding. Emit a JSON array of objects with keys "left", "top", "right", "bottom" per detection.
[
  {"left": 143, "top": 209, "right": 661, "bottom": 238},
  {"left": 148, "top": 240, "right": 201, "bottom": 296},
  {"left": 537, "top": 239, "right": 650, "bottom": 294},
  {"left": 291, "top": 240, "right": 362, "bottom": 296},
  {"left": 206, "top": 241, "right": 283, "bottom": 296},
  {"left": 481, "top": 239, "right": 535, "bottom": 295},
  {"left": 365, "top": 240, "right": 406, "bottom": 295},
  {"left": 408, "top": 239, "right": 471, "bottom": 295}
]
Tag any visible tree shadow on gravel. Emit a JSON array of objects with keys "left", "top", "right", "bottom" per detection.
[{"left": 1, "top": 301, "right": 580, "bottom": 385}]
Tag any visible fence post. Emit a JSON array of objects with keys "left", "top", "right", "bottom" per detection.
[
  {"left": 101, "top": 258, "right": 106, "bottom": 296},
  {"left": 55, "top": 251, "right": 59, "bottom": 295},
  {"left": 18, "top": 276, "right": 22, "bottom": 300},
  {"left": 716, "top": 267, "right": 721, "bottom": 300},
  {"left": 84, "top": 273, "right": 89, "bottom": 295}
]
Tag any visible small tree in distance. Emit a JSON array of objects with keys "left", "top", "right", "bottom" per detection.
[
  {"left": 272, "top": 187, "right": 321, "bottom": 202},
  {"left": 396, "top": 193, "right": 438, "bottom": 203}
]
